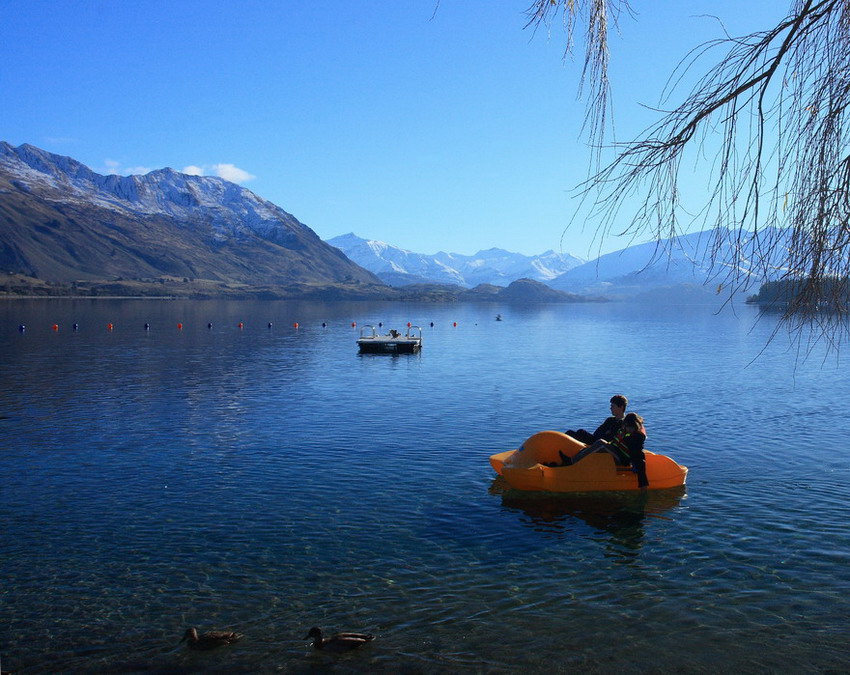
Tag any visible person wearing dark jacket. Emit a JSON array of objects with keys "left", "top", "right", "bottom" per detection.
[
  {"left": 560, "top": 412, "right": 649, "bottom": 488},
  {"left": 566, "top": 394, "right": 628, "bottom": 444}
]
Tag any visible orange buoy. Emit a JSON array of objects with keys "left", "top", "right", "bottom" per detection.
[
  {"left": 52, "top": 324, "right": 59, "bottom": 331},
  {"left": 351, "top": 321, "right": 356, "bottom": 327},
  {"left": 453, "top": 322, "right": 457, "bottom": 327},
  {"left": 177, "top": 323, "right": 183, "bottom": 330},
  {"left": 238, "top": 322, "right": 244, "bottom": 329},
  {"left": 293, "top": 322, "right": 299, "bottom": 328},
  {"left": 107, "top": 323, "right": 114, "bottom": 331},
  {"left": 407, "top": 322, "right": 411, "bottom": 328}
]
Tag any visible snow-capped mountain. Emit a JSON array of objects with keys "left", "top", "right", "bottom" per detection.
[
  {"left": 326, "top": 233, "right": 585, "bottom": 288},
  {"left": 2, "top": 142, "right": 308, "bottom": 245},
  {"left": 326, "top": 233, "right": 467, "bottom": 285},
  {"left": 549, "top": 229, "right": 787, "bottom": 298},
  {"left": 0, "top": 142, "right": 378, "bottom": 287}
]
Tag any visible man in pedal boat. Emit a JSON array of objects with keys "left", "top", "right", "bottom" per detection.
[{"left": 565, "top": 394, "right": 628, "bottom": 445}]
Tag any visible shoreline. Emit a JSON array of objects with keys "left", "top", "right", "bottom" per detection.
[{"left": 0, "top": 295, "right": 179, "bottom": 300}]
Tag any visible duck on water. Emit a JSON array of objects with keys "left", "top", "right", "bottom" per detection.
[
  {"left": 179, "top": 627, "right": 243, "bottom": 650},
  {"left": 304, "top": 626, "right": 376, "bottom": 652}
]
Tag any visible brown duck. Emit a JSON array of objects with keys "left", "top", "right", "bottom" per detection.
[
  {"left": 180, "top": 627, "right": 243, "bottom": 650},
  {"left": 304, "top": 626, "right": 375, "bottom": 652}
]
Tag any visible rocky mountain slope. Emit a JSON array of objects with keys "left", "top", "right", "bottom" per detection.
[{"left": 0, "top": 142, "right": 381, "bottom": 291}]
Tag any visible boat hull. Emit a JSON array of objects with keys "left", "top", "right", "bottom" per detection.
[
  {"left": 357, "top": 339, "right": 421, "bottom": 353},
  {"left": 491, "top": 430, "right": 688, "bottom": 493}
]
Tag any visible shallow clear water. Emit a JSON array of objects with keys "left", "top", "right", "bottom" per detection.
[{"left": 1, "top": 298, "right": 849, "bottom": 673}]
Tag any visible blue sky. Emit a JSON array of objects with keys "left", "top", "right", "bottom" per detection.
[{"left": 2, "top": 1, "right": 786, "bottom": 256}]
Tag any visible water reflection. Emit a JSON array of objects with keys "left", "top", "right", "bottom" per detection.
[
  {"left": 7, "top": 300, "right": 850, "bottom": 672},
  {"left": 493, "top": 478, "right": 686, "bottom": 560}
]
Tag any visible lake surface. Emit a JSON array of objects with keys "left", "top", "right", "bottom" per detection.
[{"left": 2, "top": 298, "right": 849, "bottom": 673}]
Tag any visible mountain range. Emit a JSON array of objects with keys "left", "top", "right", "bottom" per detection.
[
  {"left": 0, "top": 142, "right": 381, "bottom": 296},
  {"left": 1, "top": 142, "right": 782, "bottom": 302},
  {"left": 327, "top": 230, "right": 786, "bottom": 301},
  {"left": 326, "top": 233, "right": 585, "bottom": 288},
  {"left": 0, "top": 143, "right": 589, "bottom": 302}
]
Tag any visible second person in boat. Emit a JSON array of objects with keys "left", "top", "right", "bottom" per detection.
[{"left": 560, "top": 412, "right": 649, "bottom": 489}]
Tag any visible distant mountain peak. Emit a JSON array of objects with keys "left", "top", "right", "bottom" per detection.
[{"left": 326, "top": 233, "right": 586, "bottom": 288}]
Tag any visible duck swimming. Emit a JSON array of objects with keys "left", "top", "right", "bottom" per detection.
[
  {"left": 304, "top": 626, "right": 375, "bottom": 652},
  {"left": 179, "top": 627, "right": 243, "bottom": 650}
]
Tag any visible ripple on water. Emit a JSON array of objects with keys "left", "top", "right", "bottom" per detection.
[{"left": 3, "top": 300, "right": 850, "bottom": 672}]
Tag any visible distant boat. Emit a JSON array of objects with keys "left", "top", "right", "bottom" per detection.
[
  {"left": 357, "top": 325, "right": 422, "bottom": 353},
  {"left": 495, "top": 314, "right": 502, "bottom": 321}
]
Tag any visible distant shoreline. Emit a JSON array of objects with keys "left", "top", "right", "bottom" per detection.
[
  {"left": 0, "top": 275, "right": 606, "bottom": 304},
  {"left": 1, "top": 295, "right": 179, "bottom": 300}
]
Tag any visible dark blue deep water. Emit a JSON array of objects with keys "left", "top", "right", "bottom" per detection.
[{"left": 1, "top": 298, "right": 849, "bottom": 673}]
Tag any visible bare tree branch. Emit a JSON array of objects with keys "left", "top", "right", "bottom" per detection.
[
  {"left": 529, "top": 0, "right": 850, "bottom": 350},
  {"left": 525, "top": 0, "right": 632, "bottom": 159}
]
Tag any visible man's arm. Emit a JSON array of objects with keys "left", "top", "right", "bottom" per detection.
[{"left": 592, "top": 417, "right": 620, "bottom": 441}]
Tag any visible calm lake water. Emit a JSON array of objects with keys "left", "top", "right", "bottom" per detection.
[{"left": 1, "top": 298, "right": 849, "bottom": 673}]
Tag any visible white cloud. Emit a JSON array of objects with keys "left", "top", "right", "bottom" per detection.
[
  {"left": 179, "top": 163, "right": 256, "bottom": 184},
  {"left": 212, "top": 163, "right": 256, "bottom": 184},
  {"left": 102, "top": 159, "right": 153, "bottom": 175},
  {"left": 44, "top": 136, "right": 79, "bottom": 145}
]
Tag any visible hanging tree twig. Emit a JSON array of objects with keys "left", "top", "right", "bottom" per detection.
[{"left": 527, "top": 0, "right": 850, "bottom": 352}]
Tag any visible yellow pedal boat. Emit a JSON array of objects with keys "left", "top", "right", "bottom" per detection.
[{"left": 490, "top": 430, "right": 688, "bottom": 493}]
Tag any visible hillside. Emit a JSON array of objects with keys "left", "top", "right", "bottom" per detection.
[
  {"left": 0, "top": 142, "right": 382, "bottom": 294},
  {"left": 460, "top": 278, "right": 596, "bottom": 303}
]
